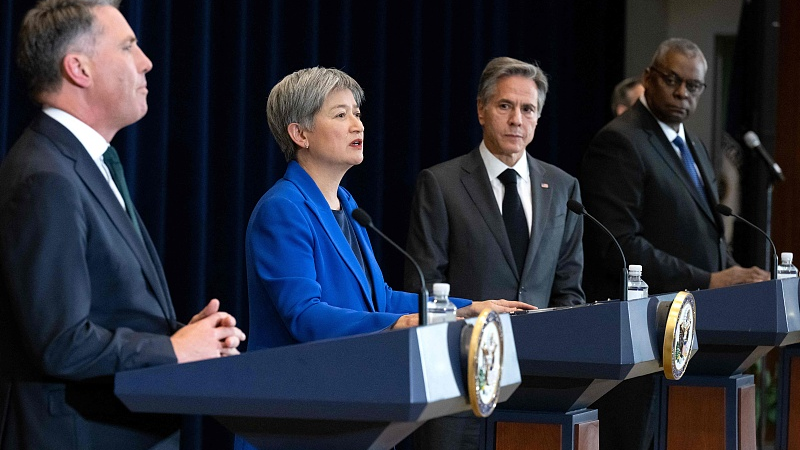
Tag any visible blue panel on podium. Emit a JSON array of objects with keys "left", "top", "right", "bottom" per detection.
[
  {"left": 501, "top": 295, "right": 693, "bottom": 412},
  {"left": 115, "top": 316, "right": 521, "bottom": 450}
]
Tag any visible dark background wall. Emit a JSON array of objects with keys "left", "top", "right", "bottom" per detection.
[
  {"left": 0, "top": 3, "right": 625, "bottom": 445},
  {"left": 7, "top": 0, "right": 795, "bottom": 448},
  {"left": 1, "top": 0, "right": 625, "bottom": 335}
]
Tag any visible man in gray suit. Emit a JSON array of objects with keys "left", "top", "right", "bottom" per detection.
[
  {"left": 0, "top": 1, "right": 245, "bottom": 448},
  {"left": 404, "top": 56, "right": 585, "bottom": 450},
  {"left": 580, "top": 38, "right": 768, "bottom": 450}
]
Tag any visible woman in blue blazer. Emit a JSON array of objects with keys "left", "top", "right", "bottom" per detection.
[{"left": 244, "top": 67, "right": 532, "bottom": 352}]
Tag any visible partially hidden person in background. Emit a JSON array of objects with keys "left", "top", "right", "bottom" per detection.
[{"left": 611, "top": 76, "right": 644, "bottom": 117}]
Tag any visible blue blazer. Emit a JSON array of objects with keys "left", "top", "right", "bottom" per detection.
[{"left": 245, "top": 161, "right": 470, "bottom": 350}]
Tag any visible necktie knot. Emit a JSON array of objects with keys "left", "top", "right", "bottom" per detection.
[
  {"left": 498, "top": 168, "right": 519, "bottom": 186},
  {"left": 672, "top": 136, "right": 687, "bottom": 150},
  {"left": 103, "top": 145, "right": 121, "bottom": 167}
]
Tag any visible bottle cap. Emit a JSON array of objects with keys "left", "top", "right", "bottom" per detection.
[
  {"left": 781, "top": 252, "right": 794, "bottom": 264},
  {"left": 432, "top": 283, "right": 450, "bottom": 296},
  {"left": 628, "top": 264, "right": 642, "bottom": 274}
]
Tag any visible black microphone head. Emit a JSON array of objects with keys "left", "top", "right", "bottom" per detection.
[
  {"left": 566, "top": 199, "right": 585, "bottom": 215},
  {"left": 743, "top": 131, "right": 760, "bottom": 149},
  {"left": 351, "top": 208, "right": 373, "bottom": 227},
  {"left": 715, "top": 204, "right": 733, "bottom": 216}
]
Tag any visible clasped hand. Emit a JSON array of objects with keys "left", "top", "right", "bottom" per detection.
[{"left": 170, "top": 299, "right": 247, "bottom": 363}]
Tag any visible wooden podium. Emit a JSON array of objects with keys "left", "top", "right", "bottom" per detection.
[
  {"left": 486, "top": 294, "right": 695, "bottom": 450},
  {"left": 659, "top": 278, "right": 800, "bottom": 450},
  {"left": 115, "top": 315, "right": 520, "bottom": 450}
]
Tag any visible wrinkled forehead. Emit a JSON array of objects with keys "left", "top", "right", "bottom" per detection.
[{"left": 659, "top": 51, "right": 707, "bottom": 79}]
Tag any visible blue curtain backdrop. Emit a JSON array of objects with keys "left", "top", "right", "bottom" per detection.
[{"left": 1, "top": 0, "right": 624, "bottom": 447}]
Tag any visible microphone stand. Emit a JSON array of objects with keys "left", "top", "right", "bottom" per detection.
[
  {"left": 352, "top": 208, "right": 429, "bottom": 325},
  {"left": 566, "top": 200, "right": 628, "bottom": 301},
  {"left": 766, "top": 183, "right": 774, "bottom": 275}
]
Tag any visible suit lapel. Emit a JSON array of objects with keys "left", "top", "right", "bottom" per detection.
[
  {"left": 342, "top": 196, "right": 385, "bottom": 312},
  {"left": 34, "top": 114, "right": 175, "bottom": 323},
  {"left": 522, "top": 154, "right": 550, "bottom": 278},
  {"left": 686, "top": 133, "right": 721, "bottom": 226},
  {"left": 72, "top": 143, "right": 175, "bottom": 322},
  {"left": 286, "top": 162, "right": 375, "bottom": 312},
  {"left": 638, "top": 108, "right": 716, "bottom": 224},
  {"left": 459, "top": 149, "right": 519, "bottom": 277}
]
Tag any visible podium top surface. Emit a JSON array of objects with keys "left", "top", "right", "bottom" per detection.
[
  {"left": 682, "top": 278, "right": 800, "bottom": 346},
  {"left": 509, "top": 295, "right": 681, "bottom": 379},
  {"left": 115, "top": 315, "right": 520, "bottom": 423}
]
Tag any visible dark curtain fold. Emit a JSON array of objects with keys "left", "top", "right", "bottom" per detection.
[
  {"left": 725, "top": 0, "right": 781, "bottom": 271},
  {"left": 0, "top": 0, "right": 624, "bottom": 447}
]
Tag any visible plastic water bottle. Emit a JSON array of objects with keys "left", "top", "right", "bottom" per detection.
[
  {"left": 427, "top": 283, "right": 457, "bottom": 324},
  {"left": 627, "top": 264, "right": 649, "bottom": 300},
  {"left": 777, "top": 252, "right": 799, "bottom": 279}
]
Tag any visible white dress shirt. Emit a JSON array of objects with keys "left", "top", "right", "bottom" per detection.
[
  {"left": 639, "top": 96, "right": 704, "bottom": 188},
  {"left": 43, "top": 107, "right": 127, "bottom": 209}
]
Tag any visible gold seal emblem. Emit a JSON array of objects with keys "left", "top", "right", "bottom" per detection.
[
  {"left": 467, "top": 309, "right": 504, "bottom": 417},
  {"left": 662, "top": 291, "right": 696, "bottom": 380}
]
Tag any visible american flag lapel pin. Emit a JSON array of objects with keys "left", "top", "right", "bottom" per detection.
[{"left": 541, "top": 183, "right": 549, "bottom": 189}]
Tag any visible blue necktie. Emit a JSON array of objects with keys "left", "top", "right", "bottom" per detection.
[
  {"left": 498, "top": 169, "right": 529, "bottom": 275},
  {"left": 103, "top": 146, "right": 143, "bottom": 240},
  {"left": 673, "top": 136, "right": 704, "bottom": 197}
]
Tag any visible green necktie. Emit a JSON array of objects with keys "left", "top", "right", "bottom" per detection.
[{"left": 103, "top": 145, "right": 143, "bottom": 240}]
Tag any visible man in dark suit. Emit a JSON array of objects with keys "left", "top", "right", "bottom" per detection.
[
  {"left": 404, "top": 56, "right": 585, "bottom": 450},
  {"left": 0, "top": 1, "right": 245, "bottom": 449},
  {"left": 579, "top": 38, "right": 769, "bottom": 450},
  {"left": 580, "top": 38, "right": 768, "bottom": 303}
]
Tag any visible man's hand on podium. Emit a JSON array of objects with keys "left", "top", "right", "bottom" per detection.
[
  {"left": 709, "top": 265, "right": 771, "bottom": 289},
  {"left": 170, "top": 299, "right": 247, "bottom": 363},
  {"left": 457, "top": 300, "right": 536, "bottom": 318}
]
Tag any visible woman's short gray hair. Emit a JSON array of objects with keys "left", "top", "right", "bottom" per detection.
[
  {"left": 477, "top": 57, "right": 548, "bottom": 118},
  {"left": 267, "top": 67, "right": 365, "bottom": 161}
]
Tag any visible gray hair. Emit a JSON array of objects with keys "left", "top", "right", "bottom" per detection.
[
  {"left": 650, "top": 38, "right": 708, "bottom": 72},
  {"left": 266, "top": 67, "right": 365, "bottom": 161},
  {"left": 477, "top": 57, "right": 548, "bottom": 118},
  {"left": 610, "top": 76, "right": 642, "bottom": 114},
  {"left": 17, "top": 0, "right": 121, "bottom": 101}
]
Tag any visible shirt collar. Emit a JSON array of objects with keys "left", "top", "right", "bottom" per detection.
[
  {"left": 42, "top": 107, "right": 110, "bottom": 160},
  {"left": 479, "top": 141, "right": 530, "bottom": 183},
  {"left": 639, "top": 95, "right": 686, "bottom": 143}
]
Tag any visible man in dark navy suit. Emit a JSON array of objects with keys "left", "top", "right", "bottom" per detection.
[
  {"left": 0, "top": 1, "right": 245, "bottom": 448},
  {"left": 580, "top": 38, "right": 769, "bottom": 450}
]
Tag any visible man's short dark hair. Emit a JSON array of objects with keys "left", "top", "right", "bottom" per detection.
[{"left": 17, "top": 0, "right": 120, "bottom": 101}]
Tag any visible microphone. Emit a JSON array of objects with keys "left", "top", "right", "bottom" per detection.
[
  {"left": 715, "top": 203, "right": 778, "bottom": 279},
  {"left": 351, "top": 208, "right": 429, "bottom": 325},
  {"left": 744, "top": 131, "right": 785, "bottom": 183},
  {"left": 567, "top": 199, "right": 628, "bottom": 301}
]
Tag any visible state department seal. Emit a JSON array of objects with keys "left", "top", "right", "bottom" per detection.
[
  {"left": 662, "top": 291, "right": 696, "bottom": 380},
  {"left": 467, "top": 309, "right": 504, "bottom": 417}
]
